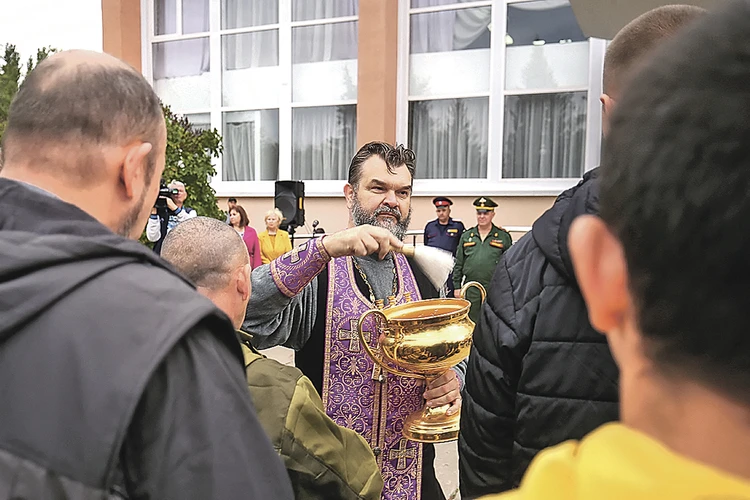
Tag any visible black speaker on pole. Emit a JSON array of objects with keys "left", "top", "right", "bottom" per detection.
[{"left": 274, "top": 180, "right": 305, "bottom": 232}]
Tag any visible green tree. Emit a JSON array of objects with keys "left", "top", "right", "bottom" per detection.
[
  {"left": 140, "top": 106, "right": 223, "bottom": 245},
  {"left": 0, "top": 44, "right": 56, "bottom": 143},
  {"left": 161, "top": 105, "right": 223, "bottom": 221},
  {"left": 0, "top": 44, "right": 22, "bottom": 141}
]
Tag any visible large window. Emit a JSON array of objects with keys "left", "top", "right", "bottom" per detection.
[
  {"left": 408, "top": 3, "right": 491, "bottom": 179},
  {"left": 402, "top": 0, "right": 604, "bottom": 188},
  {"left": 148, "top": 0, "right": 358, "bottom": 191},
  {"left": 147, "top": 0, "right": 604, "bottom": 195}
]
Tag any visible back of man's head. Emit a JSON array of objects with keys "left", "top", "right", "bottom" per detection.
[
  {"left": 161, "top": 217, "right": 251, "bottom": 328},
  {"left": 603, "top": 5, "right": 705, "bottom": 98},
  {"left": 600, "top": 1, "right": 750, "bottom": 404},
  {"left": 1, "top": 50, "right": 164, "bottom": 185}
]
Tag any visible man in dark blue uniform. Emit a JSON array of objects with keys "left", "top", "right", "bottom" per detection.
[{"left": 424, "top": 196, "right": 465, "bottom": 295}]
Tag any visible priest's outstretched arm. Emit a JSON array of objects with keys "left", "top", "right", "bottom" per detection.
[{"left": 243, "top": 226, "right": 405, "bottom": 350}]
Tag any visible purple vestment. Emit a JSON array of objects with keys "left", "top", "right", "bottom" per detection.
[{"left": 323, "top": 254, "right": 425, "bottom": 500}]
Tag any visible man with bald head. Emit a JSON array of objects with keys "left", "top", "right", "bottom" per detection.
[
  {"left": 162, "top": 217, "right": 383, "bottom": 499},
  {"left": 0, "top": 51, "right": 292, "bottom": 499}
]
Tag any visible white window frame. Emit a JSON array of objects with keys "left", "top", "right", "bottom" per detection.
[
  {"left": 142, "top": 0, "right": 359, "bottom": 197},
  {"left": 397, "top": 0, "right": 606, "bottom": 196}
]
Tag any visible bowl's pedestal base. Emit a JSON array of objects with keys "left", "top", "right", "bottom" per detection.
[{"left": 402, "top": 404, "right": 459, "bottom": 443}]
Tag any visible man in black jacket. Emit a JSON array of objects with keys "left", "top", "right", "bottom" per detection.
[
  {"left": 0, "top": 50, "right": 292, "bottom": 499},
  {"left": 458, "top": 6, "right": 706, "bottom": 498}
]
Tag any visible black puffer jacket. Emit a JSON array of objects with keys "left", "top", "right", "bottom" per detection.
[{"left": 458, "top": 168, "right": 619, "bottom": 498}]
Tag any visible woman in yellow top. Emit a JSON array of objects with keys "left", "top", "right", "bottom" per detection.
[{"left": 258, "top": 208, "right": 292, "bottom": 264}]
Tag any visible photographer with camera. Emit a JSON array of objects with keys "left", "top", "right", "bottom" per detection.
[{"left": 147, "top": 180, "right": 197, "bottom": 254}]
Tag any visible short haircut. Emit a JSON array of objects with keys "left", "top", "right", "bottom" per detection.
[
  {"left": 265, "top": 208, "right": 283, "bottom": 222},
  {"left": 228, "top": 197, "right": 238, "bottom": 203},
  {"left": 603, "top": 5, "right": 705, "bottom": 95},
  {"left": 348, "top": 141, "right": 416, "bottom": 188},
  {"left": 600, "top": 2, "right": 750, "bottom": 403},
  {"left": 1, "top": 52, "right": 164, "bottom": 186},
  {"left": 230, "top": 204, "right": 250, "bottom": 227},
  {"left": 161, "top": 216, "right": 249, "bottom": 290}
]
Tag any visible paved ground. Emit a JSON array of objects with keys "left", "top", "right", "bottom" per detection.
[{"left": 262, "top": 345, "right": 461, "bottom": 499}]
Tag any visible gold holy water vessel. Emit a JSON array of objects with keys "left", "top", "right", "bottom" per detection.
[{"left": 357, "top": 281, "right": 486, "bottom": 443}]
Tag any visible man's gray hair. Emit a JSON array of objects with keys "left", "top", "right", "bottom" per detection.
[
  {"left": 161, "top": 216, "right": 249, "bottom": 290},
  {"left": 1, "top": 51, "right": 164, "bottom": 186}
]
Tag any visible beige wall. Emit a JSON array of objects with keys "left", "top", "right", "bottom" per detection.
[
  {"left": 101, "top": 0, "right": 142, "bottom": 71},
  {"left": 219, "top": 195, "right": 555, "bottom": 243},
  {"left": 356, "top": 0, "right": 399, "bottom": 146}
]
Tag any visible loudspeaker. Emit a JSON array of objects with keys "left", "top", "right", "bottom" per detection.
[{"left": 274, "top": 180, "right": 305, "bottom": 230}]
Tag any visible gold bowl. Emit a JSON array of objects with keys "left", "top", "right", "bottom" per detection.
[{"left": 358, "top": 281, "right": 485, "bottom": 442}]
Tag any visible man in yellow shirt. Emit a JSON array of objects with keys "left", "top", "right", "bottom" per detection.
[{"left": 482, "top": 3, "right": 750, "bottom": 499}]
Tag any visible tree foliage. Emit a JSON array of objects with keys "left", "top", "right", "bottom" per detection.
[
  {"left": 161, "top": 105, "right": 223, "bottom": 220},
  {"left": 0, "top": 44, "right": 22, "bottom": 142},
  {"left": 138, "top": 106, "right": 223, "bottom": 245},
  {"left": 0, "top": 45, "right": 56, "bottom": 142}
]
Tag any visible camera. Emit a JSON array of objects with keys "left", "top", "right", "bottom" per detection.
[{"left": 154, "top": 180, "right": 179, "bottom": 209}]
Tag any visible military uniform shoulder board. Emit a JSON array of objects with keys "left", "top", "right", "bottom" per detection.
[
  {"left": 489, "top": 240, "right": 505, "bottom": 249},
  {"left": 463, "top": 241, "right": 476, "bottom": 247}
]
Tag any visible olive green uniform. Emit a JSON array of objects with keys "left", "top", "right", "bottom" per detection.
[
  {"left": 242, "top": 343, "right": 383, "bottom": 500},
  {"left": 453, "top": 224, "right": 512, "bottom": 323}
]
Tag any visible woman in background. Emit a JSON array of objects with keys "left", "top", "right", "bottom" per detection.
[
  {"left": 258, "top": 208, "right": 292, "bottom": 264},
  {"left": 229, "top": 205, "right": 262, "bottom": 269}
]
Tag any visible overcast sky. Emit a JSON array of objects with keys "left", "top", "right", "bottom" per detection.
[{"left": 1, "top": 0, "right": 102, "bottom": 64}]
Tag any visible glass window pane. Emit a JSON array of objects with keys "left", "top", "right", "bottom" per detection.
[
  {"left": 410, "top": 7, "right": 491, "bottom": 54},
  {"left": 223, "top": 110, "right": 279, "bottom": 181},
  {"left": 183, "top": 0, "right": 209, "bottom": 33},
  {"left": 155, "top": 0, "right": 176, "bottom": 35},
  {"left": 223, "top": 31, "right": 278, "bottom": 69},
  {"left": 503, "top": 92, "right": 587, "bottom": 178},
  {"left": 292, "top": 22, "right": 358, "bottom": 104},
  {"left": 505, "top": 40, "right": 589, "bottom": 91},
  {"left": 152, "top": 39, "right": 211, "bottom": 109},
  {"left": 408, "top": 97, "right": 488, "bottom": 179},
  {"left": 292, "top": 105, "right": 356, "bottom": 180},
  {"left": 409, "top": 7, "right": 491, "bottom": 97},
  {"left": 185, "top": 113, "right": 211, "bottom": 132},
  {"left": 293, "top": 0, "right": 357, "bottom": 22},
  {"left": 222, "top": 30, "right": 280, "bottom": 108},
  {"left": 410, "top": 0, "right": 464, "bottom": 7},
  {"left": 222, "top": 0, "right": 278, "bottom": 29},
  {"left": 293, "top": 21, "right": 358, "bottom": 64},
  {"left": 506, "top": 0, "right": 585, "bottom": 46},
  {"left": 505, "top": 0, "right": 588, "bottom": 90}
]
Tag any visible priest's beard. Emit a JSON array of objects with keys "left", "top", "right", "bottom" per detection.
[{"left": 351, "top": 192, "right": 412, "bottom": 241}]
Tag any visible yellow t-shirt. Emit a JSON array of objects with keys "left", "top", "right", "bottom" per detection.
[{"left": 484, "top": 423, "right": 750, "bottom": 500}]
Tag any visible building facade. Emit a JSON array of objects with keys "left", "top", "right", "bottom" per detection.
[{"left": 102, "top": 0, "right": 606, "bottom": 238}]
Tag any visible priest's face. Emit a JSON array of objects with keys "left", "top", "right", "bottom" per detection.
[{"left": 346, "top": 156, "right": 413, "bottom": 241}]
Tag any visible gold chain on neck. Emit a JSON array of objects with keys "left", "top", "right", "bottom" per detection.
[{"left": 351, "top": 255, "right": 398, "bottom": 307}]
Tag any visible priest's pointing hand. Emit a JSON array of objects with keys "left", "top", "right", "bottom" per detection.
[{"left": 321, "top": 225, "right": 404, "bottom": 261}]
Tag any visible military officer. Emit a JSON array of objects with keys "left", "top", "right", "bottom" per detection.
[
  {"left": 424, "top": 196, "right": 465, "bottom": 295},
  {"left": 453, "top": 197, "right": 512, "bottom": 323}
]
